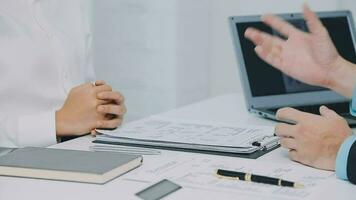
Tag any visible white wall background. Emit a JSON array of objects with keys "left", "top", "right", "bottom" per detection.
[
  {"left": 93, "top": 0, "right": 356, "bottom": 121},
  {"left": 93, "top": 0, "right": 209, "bottom": 121},
  {"left": 340, "top": 0, "right": 356, "bottom": 16}
]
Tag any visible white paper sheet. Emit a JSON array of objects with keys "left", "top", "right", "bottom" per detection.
[
  {"left": 98, "top": 117, "right": 275, "bottom": 149},
  {"left": 123, "top": 155, "right": 334, "bottom": 200}
]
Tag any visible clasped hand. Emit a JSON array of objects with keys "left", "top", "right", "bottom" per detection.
[{"left": 56, "top": 80, "right": 126, "bottom": 136}]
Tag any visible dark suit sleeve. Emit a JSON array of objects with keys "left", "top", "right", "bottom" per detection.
[{"left": 347, "top": 142, "right": 356, "bottom": 184}]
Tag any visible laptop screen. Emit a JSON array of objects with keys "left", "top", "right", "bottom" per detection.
[{"left": 236, "top": 16, "right": 356, "bottom": 97}]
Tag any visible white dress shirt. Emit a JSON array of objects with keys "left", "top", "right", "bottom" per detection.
[{"left": 0, "top": 0, "right": 95, "bottom": 147}]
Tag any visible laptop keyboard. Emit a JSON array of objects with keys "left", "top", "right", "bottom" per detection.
[{"left": 268, "top": 102, "right": 350, "bottom": 116}]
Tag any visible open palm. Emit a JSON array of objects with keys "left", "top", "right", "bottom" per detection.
[{"left": 245, "top": 5, "right": 339, "bottom": 88}]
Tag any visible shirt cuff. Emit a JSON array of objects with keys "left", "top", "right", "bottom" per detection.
[
  {"left": 350, "top": 102, "right": 356, "bottom": 117},
  {"left": 17, "top": 111, "right": 57, "bottom": 147},
  {"left": 349, "top": 83, "right": 356, "bottom": 116},
  {"left": 336, "top": 135, "right": 356, "bottom": 180}
]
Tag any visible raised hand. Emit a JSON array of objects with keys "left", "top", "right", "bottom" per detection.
[{"left": 244, "top": 5, "right": 341, "bottom": 90}]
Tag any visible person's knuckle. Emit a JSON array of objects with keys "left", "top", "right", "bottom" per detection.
[
  {"left": 281, "top": 25, "right": 290, "bottom": 34},
  {"left": 276, "top": 107, "right": 291, "bottom": 117},
  {"left": 118, "top": 106, "right": 125, "bottom": 114},
  {"left": 106, "top": 85, "right": 112, "bottom": 91},
  {"left": 276, "top": 109, "right": 283, "bottom": 117},
  {"left": 114, "top": 93, "right": 121, "bottom": 100},
  {"left": 284, "top": 107, "right": 294, "bottom": 112},
  {"left": 114, "top": 107, "right": 119, "bottom": 115},
  {"left": 114, "top": 91, "right": 120, "bottom": 97},
  {"left": 98, "top": 92, "right": 106, "bottom": 99},
  {"left": 337, "top": 118, "right": 348, "bottom": 125},
  {"left": 109, "top": 106, "right": 115, "bottom": 113},
  {"left": 99, "top": 105, "right": 107, "bottom": 112},
  {"left": 300, "top": 127, "right": 309, "bottom": 138},
  {"left": 276, "top": 22, "right": 283, "bottom": 31},
  {"left": 275, "top": 124, "right": 282, "bottom": 135},
  {"left": 96, "top": 80, "right": 104, "bottom": 84},
  {"left": 110, "top": 106, "right": 118, "bottom": 114},
  {"left": 265, "top": 52, "right": 273, "bottom": 63},
  {"left": 280, "top": 139, "right": 287, "bottom": 148},
  {"left": 295, "top": 124, "right": 303, "bottom": 134},
  {"left": 294, "top": 124, "right": 300, "bottom": 132},
  {"left": 114, "top": 91, "right": 124, "bottom": 102}
]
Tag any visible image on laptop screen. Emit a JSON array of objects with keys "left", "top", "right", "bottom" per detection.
[{"left": 236, "top": 16, "right": 356, "bottom": 97}]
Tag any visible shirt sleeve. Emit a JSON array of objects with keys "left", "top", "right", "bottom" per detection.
[
  {"left": 350, "top": 84, "right": 356, "bottom": 116},
  {"left": 0, "top": 111, "right": 57, "bottom": 148},
  {"left": 336, "top": 135, "right": 356, "bottom": 180}
]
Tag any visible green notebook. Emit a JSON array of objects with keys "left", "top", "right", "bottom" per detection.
[{"left": 0, "top": 147, "right": 143, "bottom": 184}]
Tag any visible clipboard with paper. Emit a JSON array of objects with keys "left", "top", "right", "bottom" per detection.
[{"left": 94, "top": 117, "right": 280, "bottom": 159}]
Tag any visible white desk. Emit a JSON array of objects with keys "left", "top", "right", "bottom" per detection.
[{"left": 1, "top": 93, "right": 355, "bottom": 200}]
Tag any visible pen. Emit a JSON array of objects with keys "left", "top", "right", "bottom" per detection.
[{"left": 216, "top": 169, "right": 304, "bottom": 188}]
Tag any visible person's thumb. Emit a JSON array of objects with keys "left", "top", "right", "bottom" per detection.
[{"left": 319, "top": 105, "right": 340, "bottom": 118}]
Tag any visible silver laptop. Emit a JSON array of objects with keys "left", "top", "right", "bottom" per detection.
[{"left": 229, "top": 11, "right": 356, "bottom": 126}]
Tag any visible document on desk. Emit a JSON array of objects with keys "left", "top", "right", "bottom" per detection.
[
  {"left": 123, "top": 155, "right": 334, "bottom": 200},
  {"left": 95, "top": 117, "right": 277, "bottom": 154}
]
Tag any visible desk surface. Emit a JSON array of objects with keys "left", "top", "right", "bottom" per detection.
[{"left": 0, "top": 93, "right": 355, "bottom": 200}]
